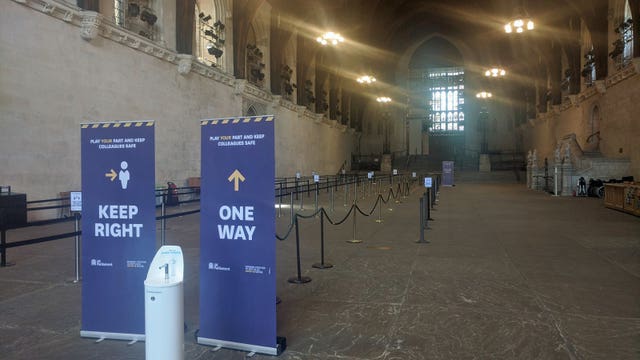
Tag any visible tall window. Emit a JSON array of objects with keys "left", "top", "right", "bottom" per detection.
[
  {"left": 114, "top": 0, "right": 159, "bottom": 41},
  {"left": 612, "top": 0, "right": 634, "bottom": 69},
  {"left": 428, "top": 67, "right": 465, "bottom": 134},
  {"left": 196, "top": 3, "right": 226, "bottom": 69}
]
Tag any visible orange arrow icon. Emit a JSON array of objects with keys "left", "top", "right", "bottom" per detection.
[
  {"left": 228, "top": 169, "right": 245, "bottom": 191},
  {"left": 105, "top": 169, "right": 117, "bottom": 181}
]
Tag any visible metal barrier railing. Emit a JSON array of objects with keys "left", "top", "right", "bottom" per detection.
[{"left": 1, "top": 172, "right": 440, "bottom": 281}]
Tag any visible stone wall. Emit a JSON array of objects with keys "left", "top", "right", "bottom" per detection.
[
  {"left": 0, "top": 1, "right": 352, "bottom": 211},
  {"left": 523, "top": 64, "right": 640, "bottom": 181}
]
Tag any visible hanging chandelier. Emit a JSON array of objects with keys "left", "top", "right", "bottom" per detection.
[
  {"left": 484, "top": 68, "right": 506, "bottom": 77},
  {"left": 476, "top": 92, "right": 492, "bottom": 99},
  {"left": 357, "top": 75, "right": 377, "bottom": 84},
  {"left": 504, "top": 4, "right": 534, "bottom": 34},
  {"left": 376, "top": 96, "right": 392, "bottom": 103},
  {"left": 316, "top": 32, "right": 344, "bottom": 46}
]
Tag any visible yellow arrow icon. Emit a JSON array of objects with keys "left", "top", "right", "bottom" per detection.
[
  {"left": 228, "top": 169, "right": 245, "bottom": 192},
  {"left": 105, "top": 169, "right": 117, "bottom": 181}
]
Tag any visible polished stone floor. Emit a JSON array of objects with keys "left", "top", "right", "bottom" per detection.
[{"left": 1, "top": 172, "right": 639, "bottom": 359}]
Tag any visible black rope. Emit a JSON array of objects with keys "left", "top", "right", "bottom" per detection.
[
  {"left": 295, "top": 208, "right": 323, "bottom": 219},
  {"left": 354, "top": 204, "right": 372, "bottom": 217},
  {"left": 156, "top": 209, "right": 201, "bottom": 220},
  {"left": 3, "top": 231, "right": 80, "bottom": 249},
  {"left": 26, "top": 197, "right": 68, "bottom": 204},
  {"left": 276, "top": 222, "right": 295, "bottom": 241},
  {"left": 21, "top": 216, "right": 76, "bottom": 228},
  {"left": 322, "top": 205, "right": 355, "bottom": 226},
  {"left": 27, "top": 204, "right": 70, "bottom": 211}
]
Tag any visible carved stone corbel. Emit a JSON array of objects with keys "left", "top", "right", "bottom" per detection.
[
  {"left": 80, "top": 11, "right": 102, "bottom": 41},
  {"left": 594, "top": 80, "right": 606, "bottom": 94},
  {"left": 176, "top": 54, "right": 193, "bottom": 75},
  {"left": 568, "top": 95, "right": 579, "bottom": 107},
  {"left": 233, "top": 79, "right": 247, "bottom": 96}
]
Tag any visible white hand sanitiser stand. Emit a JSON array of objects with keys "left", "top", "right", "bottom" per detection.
[{"left": 144, "top": 245, "right": 184, "bottom": 360}]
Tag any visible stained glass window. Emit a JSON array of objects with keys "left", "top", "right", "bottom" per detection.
[{"left": 427, "top": 67, "right": 465, "bottom": 135}]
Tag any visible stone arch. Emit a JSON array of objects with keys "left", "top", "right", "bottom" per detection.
[{"left": 243, "top": 102, "right": 266, "bottom": 116}]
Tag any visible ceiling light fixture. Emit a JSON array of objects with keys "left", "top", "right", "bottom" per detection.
[
  {"left": 504, "top": 2, "right": 534, "bottom": 34},
  {"left": 316, "top": 32, "right": 344, "bottom": 46},
  {"left": 376, "top": 96, "right": 392, "bottom": 103},
  {"left": 484, "top": 68, "right": 506, "bottom": 77},
  {"left": 357, "top": 75, "right": 376, "bottom": 84},
  {"left": 476, "top": 91, "right": 492, "bottom": 99}
]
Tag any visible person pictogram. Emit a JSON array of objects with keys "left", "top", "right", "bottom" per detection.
[{"left": 119, "top": 161, "right": 130, "bottom": 189}]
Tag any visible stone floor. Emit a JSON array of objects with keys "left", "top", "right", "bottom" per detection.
[{"left": 1, "top": 172, "right": 639, "bottom": 359}]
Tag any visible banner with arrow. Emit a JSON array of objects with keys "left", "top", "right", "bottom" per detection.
[
  {"left": 80, "top": 121, "right": 156, "bottom": 341},
  {"left": 198, "top": 115, "right": 277, "bottom": 355}
]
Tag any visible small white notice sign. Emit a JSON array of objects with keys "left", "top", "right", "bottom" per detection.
[
  {"left": 70, "top": 191, "right": 82, "bottom": 212},
  {"left": 424, "top": 177, "right": 432, "bottom": 188}
]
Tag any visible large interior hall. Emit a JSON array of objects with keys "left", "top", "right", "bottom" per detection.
[{"left": 1, "top": 0, "right": 639, "bottom": 359}]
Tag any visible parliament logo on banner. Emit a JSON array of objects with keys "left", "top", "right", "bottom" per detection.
[
  {"left": 80, "top": 121, "right": 156, "bottom": 340},
  {"left": 442, "top": 161, "right": 454, "bottom": 186},
  {"left": 198, "top": 116, "right": 277, "bottom": 355}
]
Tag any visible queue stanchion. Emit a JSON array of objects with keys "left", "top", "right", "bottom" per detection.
[
  {"left": 417, "top": 196, "right": 429, "bottom": 243},
  {"left": 312, "top": 210, "right": 333, "bottom": 269},
  {"left": 306, "top": 179, "right": 310, "bottom": 198},
  {"left": 314, "top": 181, "right": 319, "bottom": 215},
  {"left": 288, "top": 216, "right": 311, "bottom": 284},
  {"left": 344, "top": 182, "right": 348, "bottom": 207},
  {"left": 375, "top": 195, "right": 384, "bottom": 223},
  {"left": 0, "top": 229, "right": 6, "bottom": 267},
  {"left": 354, "top": 177, "right": 358, "bottom": 202},
  {"left": 346, "top": 181, "right": 362, "bottom": 244},
  {"left": 278, "top": 183, "right": 283, "bottom": 218},
  {"left": 427, "top": 189, "right": 434, "bottom": 222},
  {"left": 346, "top": 207, "right": 362, "bottom": 244},
  {"left": 73, "top": 212, "right": 81, "bottom": 283},
  {"left": 330, "top": 186, "right": 335, "bottom": 212},
  {"left": 161, "top": 201, "right": 166, "bottom": 246},
  {"left": 289, "top": 192, "right": 294, "bottom": 225},
  {"left": 299, "top": 185, "right": 304, "bottom": 210},
  {"left": 295, "top": 178, "right": 299, "bottom": 200}
]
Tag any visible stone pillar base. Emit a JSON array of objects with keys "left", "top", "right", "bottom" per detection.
[
  {"left": 380, "top": 154, "right": 392, "bottom": 173},
  {"left": 479, "top": 154, "right": 491, "bottom": 172},
  {"left": 561, "top": 165, "right": 573, "bottom": 196}
]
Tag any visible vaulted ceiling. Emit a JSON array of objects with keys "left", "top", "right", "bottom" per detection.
[{"left": 263, "top": 0, "right": 615, "bottom": 82}]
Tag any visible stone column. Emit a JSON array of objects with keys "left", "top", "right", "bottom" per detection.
[
  {"left": 531, "top": 163, "right": 541, "bottom": 190},
  {"left": 526, "top": 150, "right": 532, "bottom": 189},
  {"left": 561, "top": 163, "right": 573, "bottom": 196},
  {"left": 561, "top": 144, "right": 573, "bottom": 196}
]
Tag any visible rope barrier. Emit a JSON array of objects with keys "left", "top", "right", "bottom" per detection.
[{"left": 2, "top": 176, "right": 418, "bottom": 269}]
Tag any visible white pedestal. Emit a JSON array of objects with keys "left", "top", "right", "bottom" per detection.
[{"left": 145, "top": 246, "right": 184, "bottom": 360}]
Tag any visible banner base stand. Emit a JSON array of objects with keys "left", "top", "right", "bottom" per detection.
[
  {"left": 312, "top": 262, "right": 333, "bottom": 269},
  {"left": 80, "top": 330, "right": 145, "bottom": 343},
  {"left": 197, "top": 336, "right": 280, "bottom": 356},
  {"left": 288, "top": 276, "right": 311, "bottom": 284}
]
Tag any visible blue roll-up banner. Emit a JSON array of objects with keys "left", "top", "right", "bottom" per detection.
[
  {"left": 442, "top": 161, "right": 454, "bottom": 186},
  {"left": 198, "top": 116, "right": 277, "bottom": 355},
  {"left": 80, "top": 121, "right": 156, "bottom": 341}
]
